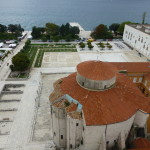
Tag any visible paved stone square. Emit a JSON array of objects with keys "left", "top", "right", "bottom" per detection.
[
  {"left": 78, "top": 51, "right": 147, "bottom": 62},
  {"left": 32, "top": 74, "right": 69, "bottom": 143},
  {"left": 41, "top": 52, "right": 81, "bottom": 68}
]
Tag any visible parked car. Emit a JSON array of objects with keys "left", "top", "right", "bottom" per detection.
[
  {"left": 9, "top": 44, "right": 17, "bottom": 48},
  {"left": 0, "top": 42, "right": 4, "bottom": 48}
]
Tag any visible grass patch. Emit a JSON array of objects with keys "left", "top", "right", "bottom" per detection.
[
  {"left": 34, "top": 50, "right": 44, "bottom": 67},
  {"left": 18, "top": 73, "right": 29, "bottom": 78},
  {"left": 31, "top": 43, "right": 76, "bottom": 48}
]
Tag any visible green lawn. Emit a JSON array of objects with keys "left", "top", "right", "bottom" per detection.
[{"left": 31, "top": 44, "right": 76, "bottom": 48}]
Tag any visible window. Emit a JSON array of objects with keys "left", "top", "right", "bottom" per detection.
[
  {"left": 136, "top": 128, "right": 145, "bottom": 138},
  {"left": 141, "top": 38, "right": 143, "bottom": 43},
  {"left": 54, "top": 132, "right": 56, "bottom": 136},
  {"left": 106, "top": 141, "right": 109, "bottom": 144},
  {"left": 133, "top": 77, "right": 137, "bottom": 83},
  {"left": 61, "top": 135, "right": 63, "bottom": 139},
  {"left": 70, "top": 144, "right": 72, "bottom": 149},
  {"left": 138, "top": 38, "right": 140, "bottom": 41},
  {"left": 82, "top": 82, "right": 84, "bottom": 86},
  {"left": 139, "top": 77, "right": 142, "bottom": 83},
  {"left": 76, "top": 123, "right": 79, "bottom": 126},
  {"left": 83, "top": 127, "right": 84, "bottom": 131},
  {"left": 81, "top": 139, "right": 83, "bottom": 145}
]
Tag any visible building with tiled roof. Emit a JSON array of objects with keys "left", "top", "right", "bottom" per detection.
[
  {"left": 49, "top": 61, "right": 150, "bottom": 150},
  {"left": 128, "top": 138, "right": 150, "bottom": 150},
  {"left": 123, "top": 24, "right": 150, "bottom": 58}
]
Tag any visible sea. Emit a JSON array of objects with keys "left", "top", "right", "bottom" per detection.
[{"left": 0, "top": 0, "right": 150, "bottom": 31}]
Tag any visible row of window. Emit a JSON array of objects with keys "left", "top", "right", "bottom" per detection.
[
  {"left": 132, "top": 77, "right": 142, "bottom": 83},
  {"left": 125, "top": 30, "right": 149, "bottom": 49},
  {"left": 54, "top": 123, "right": 83, "bottom": 139}
]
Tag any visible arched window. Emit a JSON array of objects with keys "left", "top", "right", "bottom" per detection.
[
  {"left": 141, "top": 38, "right": 143, "bottom": 43},
  {"left": 138, "top": 37, "right": 140, "bottom": 41},
  {"left": 146, "top": 47, "right": 148, "bottom": 51}
]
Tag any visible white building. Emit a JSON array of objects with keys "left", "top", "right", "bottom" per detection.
[
  {"left": 49, "top": 61, "right": 150, "bottom": 150},
  {"left": 123, "top": 24, "right": 150, "bottom": 58}
]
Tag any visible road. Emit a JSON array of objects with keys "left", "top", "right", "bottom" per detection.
[{"left": 0, "top": 31, "right": 31, "bottom": 81}]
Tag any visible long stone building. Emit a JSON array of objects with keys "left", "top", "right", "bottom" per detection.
[
  {"left": 49, "top": 61, "right": 150, "bottom": 150},
  {"left": 123, "top": 24, "right": 150, "bottom": 58}
]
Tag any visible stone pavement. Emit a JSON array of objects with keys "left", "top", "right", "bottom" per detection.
[
  {"left": 0, "top": 71, "right": 56, "bottom": 150},
  {"left": 42, "top": 52, "right": 80, "bottom": 68}
]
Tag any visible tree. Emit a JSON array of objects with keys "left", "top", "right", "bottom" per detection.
[
  {"left": 64, "top": 23, "right": 70, "bottom": 35},
  {"left": 31, "top": 26, "right": 45, "bottom": 39},
  {"left": 109, "top": 23, "right": 120, "bottom": 32},
  {"left": 117, "top": 21, "right": 133, "bottom": 35},
  {"left": 100, "top": 45, "right": 105, "bottom": 50},
  {"left": 65, "top": 34, "right": 72, "bottom": 42},
  {"left": 80, "top": 42, "right": 85, "bottom": 49},
  {"left": 91, "top": 24, "right": 113, "bottom": 39},
  {"left": 142, "top": 12, "right": 147, "bottom": 24},
  {"left": 60, "top": 24, "right": 65, "bottom": 36},
  {"left": 25, "top": 40, "right": 31, "bottom": 46},
  {"left": 99, "top": 42, "right": 104, "bottom": 47},
  {"left": 91, "top": 24, "right": 108, "bottom": 39},
  {"left": 0, "top": 24, "right": 7, "bottom": 33},
  {"left": 52, "top": 35, "right": 60, "bottom": 42},
  {"left": 107, "top": 45, "right": 112, "bottom": 49},
  {"left": 41, "top": 35, "right": 47, "bottom": 42},
  {"left": 106, "top": 42, "right": 110, "bottom": 46},
  {"left": 8, "top": 24, "right": 24, "bottom": 35},
  {"left": 45, "top": 23, "right": 59, "bottom": 39},
  {"left": 70, "top": 26, "right": 80, "bottom": 35},
  {"left": 88, "top": 44, "right": 94, "bottom": 50},
  {"left": 12, "top": 53, "right": 30, "bottom": 71}
]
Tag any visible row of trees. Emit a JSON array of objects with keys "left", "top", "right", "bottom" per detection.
[
  {"left": 10, "top": 40, "right": 31, "bottom": 71},
  {"left": 31, "top": 22, "right": 80, "bottom": 42},
  {"left": 98, "top": 42, "right": 112, "bottom": 49},
  {"left": 31, "top": 21, "right": 140, "bottom": 41},
  {"left": 91, "top": 21, "right": 135, "bottom": 39},
  {"left": 0, "top": 24, "right": 24, "bottom": 40},
  {"left": 79, "top": 42, "right": 94, "bottom": 50}
]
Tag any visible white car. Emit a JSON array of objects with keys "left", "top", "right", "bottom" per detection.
[
  {"left": 0, "top": 42, "right": 4, "bottom": 48},
  {"left": 9, "top": 44, "right": 17, "bottom": 48}
]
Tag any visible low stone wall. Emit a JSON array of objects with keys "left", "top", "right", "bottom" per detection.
[
  {"left": 6, "top": 78, "right": 28, "bottom": 81},
  {"left": 1, "top": 91, "right": 23, "bottom": 94}
]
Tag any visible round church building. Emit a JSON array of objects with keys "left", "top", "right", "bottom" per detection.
[
  {"left": 76, "top": 61, "right": 117, "bottom": 91},
  {"left": 49, "top": 60, "right": 150, "bottom": 150}
]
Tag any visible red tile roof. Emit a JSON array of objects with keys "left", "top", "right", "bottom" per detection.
[
  {"left": 77, "top": 61, "right": 118, "bottom": 80},
  {"left": 130, "top": 138, "right": 150, "bottom": 149},
  {"left": 111, "top": 62, "right": 150, "bottom": 73},
  {"left": 145, "top": 74, "right": 150, "bottom": 81},
  {"left": 129, "top": 149, "right": 150, "bottom": 150},
  {"left": 59, "top": 72, "right": 150, "bottom": 125}
]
